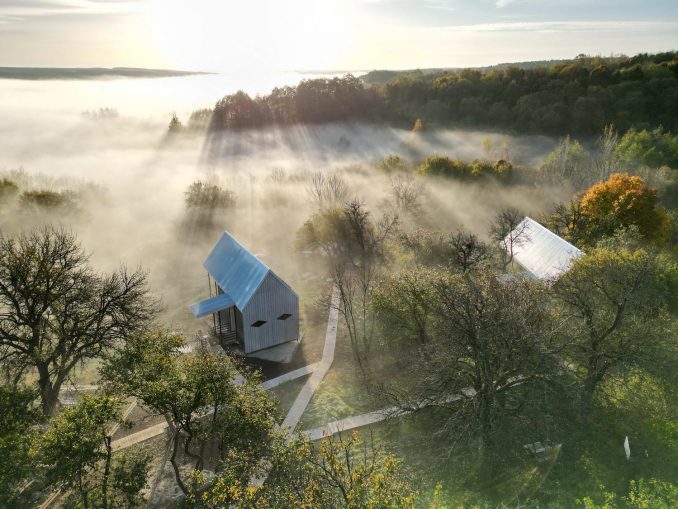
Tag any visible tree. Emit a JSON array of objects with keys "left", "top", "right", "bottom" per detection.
[
  {"left": 306, "top": 172, "right": 349, "bottom": 211},
  {"left": 20, "top": 190, "right": 78, "bottom": 213},
  {"left": 400, "top": 229, "right": 490, "bottom": 273},
  {"left": 579, "top": 173, "right": 669, "bottom": 243},
  {"left": 448, "top": 229, "right": 491, "bottom": 272},
  {"left": 540, "top": 200, "right": 588, "bottom": 247},
  {"left": 489, "top": 207, "right": 528, "bottom": 270},
  {"left": 183, "top": 180, "right": 237, "bottom": 231},
  {"left": 101, "top": 329, "right": 280, "bottom": 496},
  {"left": 538, "top": 136, "right": 588, "bottom": 188},
  {"left": 168, "top": 113, "right": 184, "bottom": 134},
  {"left": 34, "top": 395, "right": 150, "bottom": 509},
  {"left": 0, "top": 384, "right": 40, "bottom": 507},
  {"left": 0, "top": 178, "right": 19, "bottom": 204},
  {"left": 185, "top": 181, "right": 236, "bottom": 210},
  {"left": 377, "top": 154, "right": 408, "bottom": 173},
  {"left": 615, "top": 126, "right": 678, "bottom": 169},
  {"left": 377, "top": 270, "right": 560, "bottom": 455},
  {"left": 190, "top": 432, "right": 418, "bottom": 509},
  {"left": 0, "top": 228, "right": 155, "bottom": 417},
  {"left": 372, "top": 267, "right": 439, "bottom": 347},
  {"left": 389, "top": 174, "right": 424, "bottom": 218},
  {"left": 589, "top": 124, "right": 622, "bottom": 186},
  {"left": 296, "top": 201, "right": 398, "bottom": 373},
  {"left": 417, "top": 156, "right": 471, "bottom": 179},
  {"left": 552, "top": 247, "right": 666, "bottom": 416}
]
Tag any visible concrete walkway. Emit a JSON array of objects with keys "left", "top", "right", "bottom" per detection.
[
  {"left": 110, "top": 361, "right": 320, "bottom": 451},
  {"left": 111, "top": 290, "right": 339, "bottom": 453},
  {"left": 280, "top": 288, "right": 339, "bottom": 437},
  {"left": 302, "top": 388, "right": 477, "bottom": 441},
  {"left": 260, "top": 362, "right": 318, "bottom": 390},
  {"left": 249, "top": 288, "right": 340, "bottom": 486}
]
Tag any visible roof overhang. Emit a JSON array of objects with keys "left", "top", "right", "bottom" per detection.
[{"left": 190, "top": 293, "right": 235, "bottom": 318}]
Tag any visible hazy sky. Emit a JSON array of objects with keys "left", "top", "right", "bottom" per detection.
[{"left": 0, "top": 0, "right": 677, "bottom": 71}]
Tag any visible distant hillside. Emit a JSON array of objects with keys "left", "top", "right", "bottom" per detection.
[
  {"left": 362, "top": 57, "right": 598, "bottom": 84},
  {"left": 0, "top": 67, "right": 209, "bottom": 80},
  {"left": 197, "top": 51, "right": 678, "bottom": 137}
]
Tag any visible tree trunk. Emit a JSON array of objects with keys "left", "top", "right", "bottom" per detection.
[
  {"left": 169, "top": 431, "right": 188, "bottom": 495},
  {"left": 78, "top": 470, "right": 89, "bottom": 509},
  {"left": 37, "top": 363, "right": 60, "bottom": 418},
  {"left": 580, "top": 372, "right": 599, "bottom": 424},
  {"left": 580, "top": 346, "right": 604, "bottom": 423},
  {"left": 101, "top": 436, "right": 112, "bottom": 509}
]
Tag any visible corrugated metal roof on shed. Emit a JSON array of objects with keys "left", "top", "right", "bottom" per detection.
[
  {"left": 203, "top": 231, "right": 271, "bottom": 310},
  {"left": 508, "top": 217, "right": 583, "bottom": 280}
]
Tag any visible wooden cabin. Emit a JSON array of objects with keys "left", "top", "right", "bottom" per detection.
[{"left": 190, "top": 231, "right": 299, "bottom": 354}]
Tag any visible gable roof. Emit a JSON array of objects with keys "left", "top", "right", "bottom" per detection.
[
  {"left": 507, "top": 217, "right": 583, "bottom": 280},
  {"left": 203, "top": 231, "right": 272, "bottom": 310}
]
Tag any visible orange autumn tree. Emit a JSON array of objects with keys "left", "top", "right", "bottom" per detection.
[{"left": 579, "top": 172, "right": 669, "bottom": 243}]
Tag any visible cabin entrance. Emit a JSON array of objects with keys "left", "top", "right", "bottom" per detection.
[{"left": 214, "top": 306, "right": 237, "bottom": 345}]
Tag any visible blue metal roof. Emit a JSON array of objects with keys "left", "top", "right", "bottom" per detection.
[
  {"left": 190, "top": 292, "right": 235, "bottom": 318},
  {"left": 507, "top": 217, "right": 583, "bottom": 281},
  {"left": 203, "top": 231, "right": 271, "bottom": 310}
]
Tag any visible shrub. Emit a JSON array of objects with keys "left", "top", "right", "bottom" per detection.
[
  {"left": 184, "top": 181, "right": 236, "bottom": 210},
  {"left": 20, "top": 190, "right": 76, "bottom": 210},
  {"left": 377, "top": 155, "right": 408, "bottom": 173},
  {"left": 0, "top": 178, "right": 19, "bottom": 203},
  {"left": 417, "top": 156, "right": 512, "bottom": 180}
]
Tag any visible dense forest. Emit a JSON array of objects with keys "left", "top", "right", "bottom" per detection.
[{"left": 199, "top": 52, "right": 678, "bottom": 136}]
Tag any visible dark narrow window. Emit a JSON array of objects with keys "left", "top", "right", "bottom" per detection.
[
  {"left": 251, "top": 320, "right": 266, "bottom": 328},
  {"left": 277, "top": 313, "right": 292, "bottom": 320}
]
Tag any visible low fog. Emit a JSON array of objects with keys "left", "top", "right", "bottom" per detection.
[{"left": 0, "top": 82, "right": 567, "bottom": 334}]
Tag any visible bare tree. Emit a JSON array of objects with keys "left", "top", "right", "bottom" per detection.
[
  {"left": 389, "top": 174, "right": 424, "bottom": 218},
  {"left": 0, "top": 228, "right": 156, "bottom": 416},
  {"left": 489, "top": 207, "right": 528, "bottom": 271},
  {"left": 590, "top": 124, "right": 621, "bottom": 186},
  {"left": 449, "top": 229, "right": 491, "bottom": 273},
  {"left": 307, "top": 172, "right": 349, "bottom": 210},
  {"left": 538, "top": 135, "right": 587, "bottom": 188}
]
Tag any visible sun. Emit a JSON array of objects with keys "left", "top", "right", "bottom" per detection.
[{"left": 145, "top": 0, "right": 354, "bottom": 72}]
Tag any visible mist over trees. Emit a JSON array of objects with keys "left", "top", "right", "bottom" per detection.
[
  {"left": 189, "top": 52, "right": 678, "bottom": 137},
  {"left": 1, "top": 49, "right": 678, "bottom": 508}
]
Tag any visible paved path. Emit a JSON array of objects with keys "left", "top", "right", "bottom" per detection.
[
  {"left": 260, "top": 362, "right": 318, "bottom": 390},
  {"left": 250, "top": 288, "right": 340, "bottom": 486},
  {"left": 110, "top": 294, "right": 339, "bottom": 453},
  {"left": 302, "top": 388, "right": 477, "bottom": 441},
  {"left": 110, "top": 362, "right": 319, "bottom": 451},
  {"left": 280, "top": 288, "right": 339, "bottom": 437},
  {"left": 112, "top": 420, "right": 170, "bottom": 451},
  {"left": 45, "top": 289, "right": 340, "bottom": 506}
]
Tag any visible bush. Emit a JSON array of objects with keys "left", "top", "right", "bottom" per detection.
[
  {"left": 417, "top": 156, "right": 512, "bottom": 180},
  {"left": 0, "top": 178, "right": 19, "bottom": 203},
  {"left": 20, "top": 190, "right": 77, "bottom": 210},
  {"left": 184, "top": 181, "right": 236, "bottom": 210},
  {"left": 377, "top": 155, "right": 409, "bottom": 173},
  {"left": 417, "top": 156, "right": 472, "bottom": 178}
]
